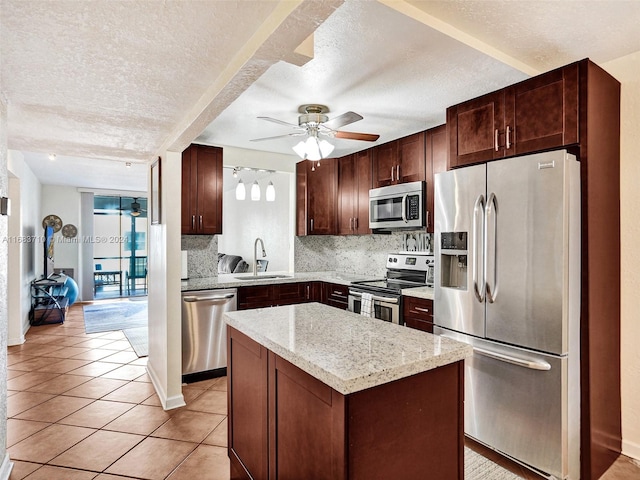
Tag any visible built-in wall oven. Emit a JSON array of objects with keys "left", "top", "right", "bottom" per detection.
[{"left": 348, "top": 253, "right": 433, "bottom": 324}]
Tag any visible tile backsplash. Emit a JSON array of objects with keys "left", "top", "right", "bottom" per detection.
[{"left": 181, "top": 235, "right": 217, "bottom": 279}]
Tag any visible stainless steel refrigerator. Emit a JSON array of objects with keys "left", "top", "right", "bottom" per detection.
[{"left": 434, "top": 149, "right": 581, "bottom": 479}]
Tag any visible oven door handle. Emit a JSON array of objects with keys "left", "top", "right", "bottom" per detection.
[{"left": 348, "top": 290, "right": 399, "bottom": 304}]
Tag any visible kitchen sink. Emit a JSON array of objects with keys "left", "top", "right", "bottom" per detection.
[{"left": 234, "top": 275, "right": 293, "bottom": 281}]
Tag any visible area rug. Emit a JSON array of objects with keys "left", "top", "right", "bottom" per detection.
[
  {"left": 464, "top": 447, "right": 523, "bottom": 479},
  {"left": 83, "top": 300, "right": 148, "bottom": 334},
  {"left": 123, "top": 326, "right": 148, "bottom": 357}
]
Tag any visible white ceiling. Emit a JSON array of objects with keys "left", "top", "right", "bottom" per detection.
[{"left": 2, "top": 0, "right": 639, "bottom": 191}]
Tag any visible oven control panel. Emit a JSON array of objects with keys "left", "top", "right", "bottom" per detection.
[{"left": 386, "top": 253, "right": 434, "bottom": 271}]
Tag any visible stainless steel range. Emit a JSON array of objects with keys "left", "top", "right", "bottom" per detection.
[{"left": 348, "top": 253, "right": 434, "bottom": 324}]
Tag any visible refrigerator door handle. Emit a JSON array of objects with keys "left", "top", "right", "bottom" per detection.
[
  {"left": 485, "top": 192, "right": 499, "bottom": 303},
  {"left": 473, "top": 194, "right": 486, "bottom": 302},
  {"left": 473, "top": 346, "right": 552, "bottom": 371}
]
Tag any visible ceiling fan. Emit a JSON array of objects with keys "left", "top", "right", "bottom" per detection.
[
  {"left": 251, "top": 104, "right": 380, "bottom": 160},
  {"left": 118, "top": 197, "right": 146, "bottom": 217}
]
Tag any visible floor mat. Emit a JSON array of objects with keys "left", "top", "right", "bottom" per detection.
[
  {"left": 83, "top": 300, "right": 147, "bottom": 334},
  {"left": 123, "top": 326, "right": 148, "bottom": 357}
]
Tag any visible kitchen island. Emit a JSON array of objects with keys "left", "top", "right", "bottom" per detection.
[{"left": 224, "top": 302, "right": 471, "bottom": 480}]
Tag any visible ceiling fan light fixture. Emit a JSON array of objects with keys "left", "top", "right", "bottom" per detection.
[
  {"left": 266, "top": 181, "right": 276, "bottom": 202},
  {"left": 251, "top": 180, "right": 261, "bottom": 201},
  {"left": 292, "top": 140, "right": 307, "bottom": 159},
  {"left": 236, "top": 179, "right": 246, "bottom": 200}
]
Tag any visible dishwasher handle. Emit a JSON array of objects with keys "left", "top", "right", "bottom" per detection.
[{"left": 183, "top": 293, "right": 235, "bottom": 303}]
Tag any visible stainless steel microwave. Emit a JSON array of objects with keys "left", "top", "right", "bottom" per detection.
[{"left": 369, "top": 181, "right": 426, "bottom": 231}]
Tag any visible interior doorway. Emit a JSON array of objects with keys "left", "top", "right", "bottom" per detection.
[{"left": 93, "top": 195, "right": 148, "bottom": 299}]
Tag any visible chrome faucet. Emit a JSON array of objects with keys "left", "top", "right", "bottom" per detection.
[{"left": 253, "top": 237, "right": 267, "bottom": 276}]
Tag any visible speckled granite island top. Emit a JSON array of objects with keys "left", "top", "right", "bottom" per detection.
[{"left": 224, "top": 302, "right": 472, "bottom": 395}]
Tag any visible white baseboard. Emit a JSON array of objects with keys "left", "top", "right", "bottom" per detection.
[
  {"left": 622, "top": 438, "right": 640, "bottom": 463},
  {"left": 146, "top": 363, "right": 185, "bottom": 411},
  {"left": 7, "top": 334, "right": 25, "bottom": 346},
  {"left": 0, "top": 453, "right": 13, "bottom": 480}
]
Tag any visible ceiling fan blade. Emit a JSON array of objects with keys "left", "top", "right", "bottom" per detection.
[
  {"left": 250, "top": 133, "right": 304, "bottom": 142},
  {"left": 323, "top": 111, "right": 363, "bottom": 129},
  {"left": 257, "top": 116, "right": 300, "bottom": 128},
  {"left": 334, "top": 131, "right": 380, "bottom": 142}
]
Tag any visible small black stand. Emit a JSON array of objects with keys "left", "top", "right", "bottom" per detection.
[{"left": 29, "top": 275, "right": 69, "bottom": 325}]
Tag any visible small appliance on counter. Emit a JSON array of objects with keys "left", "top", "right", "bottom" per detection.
[{"left": 348, "top": 253, "right": 434, "bottom": 324}]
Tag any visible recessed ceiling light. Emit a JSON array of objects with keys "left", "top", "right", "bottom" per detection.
[
  {"left": 48, "top": 153, "right": 56, "bottom": 161},
  {"left": 126, "top": 162, "right": 132, "bottom": 168}
]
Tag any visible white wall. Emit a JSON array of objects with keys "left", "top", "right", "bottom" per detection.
[
  {"left": 41, "top": 185, "right": 80, "bottom": 278},
  {"left": 6, "top": 152, "right": 42, "bottom": 345},
  {"left": 218, "top": 168, "right": 292, "bottom": 272},
  {"left": 603, "top": 51, "right": 640, "bottom": 462}
]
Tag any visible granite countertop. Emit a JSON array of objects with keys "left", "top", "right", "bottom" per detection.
[
  {"left": 224, "top": 302, "right": 471, "bottom": 395},
  {"left": 401, "top": 286, "right": 434, "bottom": 300},
  {"left": 181, "top": 271, "right": 381, "bottom": 291}
]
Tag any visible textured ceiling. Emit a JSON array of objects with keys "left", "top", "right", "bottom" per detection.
[{"left": 2, "top": 0, "right": 640, "bottom": 191}]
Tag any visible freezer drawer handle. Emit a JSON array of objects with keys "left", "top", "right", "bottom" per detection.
[
  {"left": 474, "top": 346, "right": 551, "bottom": 371},
  {"left": 183, "top": 294, "right": 235, "bottom": 303}
]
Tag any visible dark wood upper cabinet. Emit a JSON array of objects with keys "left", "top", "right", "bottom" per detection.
[
  {"left": 448, "top": 63, "right": 579, "bottom": 168},
  {"left": 181, "top": 144, "right": 223, "bottom": 235},
  {"left": 425, "top": 124, "right": 447, "bottom": 233},
  {"left": 296, "top": 159, "right": 337, "bottom": 236},
  {"left": 337, "top": 150, "right": 372, "bottom": 235},
  {"left": 373, "top": 132, "right": 425, "bottom": 187}
]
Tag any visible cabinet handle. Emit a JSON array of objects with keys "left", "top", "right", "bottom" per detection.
[
  {"left": 391, "top": 166, "right": 395, "bottom": 182},
  {"left": 414, "top": 307, "right": 430, "bottom": 313},
  {"left": 191, "top": 215, "right": 195, "bottom": 230},
  {"left": 506, "top": 125, "right": 512, "bottom": 150},
  {"left": 396, "top": 165, "right": 400, "bottom": 181},
  {"left": 426, "top": 210, "right": 429, "bottom": 229},
  {"left": 306, "top": 285, "right": 310, "bottom": 300},
  {"left": 494, "top": 129, "right": 499, "bottom": 151},
  {"left": 199, "top": 215, "right": 203, "bottom": 230},
  {"left": 310, "top": 218, "right": 314, "bottom": 232},
  {"left": 355, "top": 217, "right": 358, "bottom": 230}
]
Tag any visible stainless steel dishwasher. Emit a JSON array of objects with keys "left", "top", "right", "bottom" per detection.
[{"left": 181, "top": 288, "right": 237, "bottom": 379}]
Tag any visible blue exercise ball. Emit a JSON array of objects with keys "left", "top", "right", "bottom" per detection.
[{"left": 60, "top": 274, "right": 79, "bottom": 305}]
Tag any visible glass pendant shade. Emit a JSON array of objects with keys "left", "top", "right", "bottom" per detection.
[
  {"left": 251, "top": 180, "right": 261, "bottom": 201},
  {"left": 292, "top": 136, "right": 334, "bottom": 160},
  {"left": 266, "top": 181, "right": 276, "bottom": 202},
  {"left": 235, "top": 179, "right": 246, "bottom": 200}
]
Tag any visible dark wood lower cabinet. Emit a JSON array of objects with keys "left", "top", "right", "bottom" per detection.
[
  {"left": 228, "top": 326, "right": 465, "bottom": 480},
  {"left": 323, "top": 282, "right": 349, "bottom": 310},
  {"left": 403, "top": 296, "right": 434, "bottom": 333}
]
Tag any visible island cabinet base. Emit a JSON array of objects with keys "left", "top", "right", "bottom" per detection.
[{"left": 228, "top": 326, "right": 465, "bottom": 480}]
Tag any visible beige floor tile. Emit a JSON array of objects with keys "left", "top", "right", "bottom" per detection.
[
  {"left": 6, "top": 418, "right": 51, "bottom": 447},
  {"left": 7, "top": 370, "right": 27, "bottom": 380},
  {"left": 35, "top": 358, "right": 93, "bottom": 374},
  {"left": 8, "top": 424, "right": 95, "bottom": 463},
  {"left": 7, "top": 392, "right": 56, "bottom": 417},
  {"left": 59, "top": 400, "right": 135, "bottom": 429},
  {"left": 45, "top": 346, "right": 92, "bottom": 359},
  {"left": 105, "top": 437, "right": 197, "bottom": 480},
  {"left": 8, "top": 357, "right": 62, "bottom": 372},
  {"left": 68, "top": 361, "right": 121, "bottom": 377},
  {"left": 19, "top": 465, "right": 98, "bottom": 480},
  {"left": 102, "top": 381, "right": 156, "bottom": 404},
  {"left": 69, "top": 348, "right": 122, "bottom": 361},
  {"left": 184, "top": 389, "right": 227, "bottom": 415},
  {"left": 151, "top": 410, "right": 225, "bottom": 443},
  {"left": 63, "top": 377, "right": 128, "bottom": 399},
  {"left": 208, "top": 376, "right": 228, "bottom": 392},
  {"left": 140, "top": 393, "right": 162, "bottom": 407},
  {"left": 15, "top": 395, "right": 93, "bottom": 423},
  {"left": 8, "top": 343, "right": 64, "bottom": 357},
  {"left": 167, "top": 444, "right": 230, "bottom": 480},
  {"left": 203, "top": 417, "right": 228, "bottom": 447},
  {"left": 22, "top": 334, "right": 61, "bottom": 345},
  {"left": 7, "top": 460, "right": 41, "bottom": 480},
  {"left": 601, "top": 455, "right": 640, "bottom": 479},
  {"left": 26, "top": 374, "right": 91, "bottom": 395},
  {"left": 132, "top": 372, "right": 152, "bottom": 383},
  {"left": 180, "top": 386, "right": 206, "bottom": 405},
  {"left": 100, "top": 351, "right": 140, "bottom": 364},
  {"left": 100, "top": 364, "right": 147, "bottom": 381},
  {"left": 7, "top": 372, "right": 61, "bottom": 391},
  {"left": 7, "top": 354, "right": 37, "bottom": 366},
  {"left": 72, "top": 338, "right": 122, "bottom": 349},
  {"left": 95, "top": 331, "right": 126, "bottom": 340},
  {"left": 103, "top": 404, "right": 171, "bottom": 436},
  {"left": 45, "top": 336, "right": 91, "bottom": 347},
  {"left": 100, "top": 340, "right": 134, "bottom": 351},
  {"left": 129, "top": 357, "right": 148, "bottom": 366},
  {"left": 50, "top": 430, "right": 145, "bottom": 472}
]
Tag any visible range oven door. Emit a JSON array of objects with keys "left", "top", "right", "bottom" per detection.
[{"left": 348, "top": 290, "right": 400, "bottom": 324}]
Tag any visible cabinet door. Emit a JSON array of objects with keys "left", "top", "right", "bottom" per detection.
[
  {"left": 195, "top": 145, "right": 223, "bottom": 234},
  {"left": 307, "top": 158, "right": 337, "bottom": 235},
  {"left": 228, "top": 327, "right": 268, "bottom": 480},
  {"left": 296, "top": 161, "right": 307, "bottom": 236},
  {"left": 323, "top": 283, "right": 349, "bottom": 309},
  {"left": 238, "top": 285, "right": 274, "bottom": 310},
  {"left": 448, "top": 90, "right": 505, "bottom": 168},
  {"left": 403, "top": 296, "right": 434, "bottom": 333},
  {"left": 354, "top": 149, "right": 372, "bottom": 234},
  {"left": 181, "top": 146, "right": 198, "bottom": 234},
  {"left": 397, "top": 132, "right": 425, "bottom": 183},
  {"left": 337, "top": 155, "right": 356, "bottom": 235},
  {"left": 373, "top": 141, "right": 397, "bottom": 187},
  {"left": 276, "top": 283, "right": 307, "bottom": 306},
  {"left": 508, "top": 63, "right": 579, "bottom": 155},
  {"left": 426, "top": 125, "right": 447, "bottom": 233}
]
